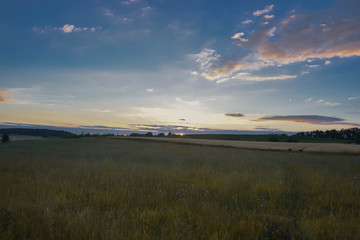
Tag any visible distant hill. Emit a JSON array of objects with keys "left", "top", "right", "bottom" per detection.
[{"left": 0, "top": 128, "right": 76, "bottom": 138}]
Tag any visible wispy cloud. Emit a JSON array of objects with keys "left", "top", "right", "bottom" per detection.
[
  {"left": 225, "top": 113, "right": 245, "bottom": 117},
  {"left": 141, "top": 6, "right": 152, "bottom": 16},
  {"left": 307, "top": 64, "right": 319, "bottom": 68},
  {"left": 191, "top": 48, "right": 298, "bottom": 83},
  {"left": 248, "top": 4, "right": 360, "bottom": 65},
  {"left": 0, "top": 96, "right": 7, "bottom": 103},
  {"left": 231, "top": 73, "right": 297, "bottom": 82},
  {"left": 33, "top": 24, "right": 102, "bottom": 34},
  {"left": 190, "top": 48, "right": 221, "bottom": 71},
  {"left": 175, "top": 97, "right": 201, "bottom": 106},
  {"left": 264, "top": 14, "right": 274, "bottom": 19},
  {"left": 242, "top": 19, "right": 253, "bottom": 24},
  {"left": 203, "top": 61, "right": 243, "bottom": 81},
  {"left": 348, "top": 97, "right": 359, "bottom": 100},
  {"left": 253, "top": 5, "right": 274, "bottom": 17},
  {"left": 104, "top": 8, "right": 114, "bottom": 17},
  {"left": 254, "top": 115, "right": 344, "bottom": 124},
  {"left": 255, "top": 127, "right": 281, "bottom": 131},
  {"left": 266, "top": 27, "right": 276, "bottom": 37},
  {"left": 122, "top": 0, "right": 139, "bottom": 5},
  {"left": 254, "top": 114, "right": 360, "bottom": 127},
  {"left": 316, "top": 99, "right": 341, "bottom": 107},
  {"left": 199, "top": 2, "right": 360, "bottom": 81},
  {"left": 0, "top": 88, "right": 16, "bottom": 103},
  {"left": 304, "top": 98, "right": 313, "bottom": 102},
  {"left": 231, "top": 32, "right": 248, "bottom": 42},
  {"left": 146, "top": 88, "right": 154, "bottom": 92}
]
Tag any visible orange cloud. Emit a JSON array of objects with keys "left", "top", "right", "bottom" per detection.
[
  {"left": 0, "top": 96, "right": 7, "bottom": 103},
  {"left": 253, "top": 5, "right": 274, "bottom": 17},
  {"left": 204, "top": 61, "right": 243, "bottom": 80},
  {"left": 0, "top": 88, "right": 15, "bottom": 103},
  {"left": 248, "top": 6, "right": 360, "bottom": 64}
]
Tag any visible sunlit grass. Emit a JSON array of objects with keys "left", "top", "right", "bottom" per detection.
[{"left": 0, "top": 138, "right": 359, "bottom": 239}]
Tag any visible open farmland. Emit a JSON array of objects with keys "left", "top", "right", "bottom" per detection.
[
  {"left": 1, "top": 137, "right": 360, "bottom": 239},
  {"left": 123, "top": 137, "right": 360, "bottom": 154}
]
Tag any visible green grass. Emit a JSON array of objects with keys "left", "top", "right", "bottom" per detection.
[
  {"left": 183, "top": 134, "right": 354, "bottom": 144},
  {"left": 1, "top": 138, "right": 360, "bottom": 239}
]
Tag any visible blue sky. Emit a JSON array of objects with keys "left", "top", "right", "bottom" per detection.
[{"left": 0, "top": 0, "right": 359, "bottom": 134}]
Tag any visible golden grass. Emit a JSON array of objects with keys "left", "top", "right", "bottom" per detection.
[
  {"left": 0, "top": 137, "right": 360, "bottom": 239},
  {"left": 123, "top": 137, "right": 360, "bottom": 154}
]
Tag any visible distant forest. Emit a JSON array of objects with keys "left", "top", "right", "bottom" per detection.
[
  {"left": 0, "top": 128, "right": 76, "bottom": 138},
  {"left": 1, "top": 127, "right": 359, "bottom": 143},
  {"left": 295, "top": 128, "right": 360, "bottom": 141}
]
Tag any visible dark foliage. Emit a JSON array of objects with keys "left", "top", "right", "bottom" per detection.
[
  {"left": 295, "top": 128, "right": 360, "bottom": 142},
  {"left": 0, "top": 128, "right": 76, "bottom": 138},
  {"left": 1, "top": 134, "right": 10, "bottom": 143}
]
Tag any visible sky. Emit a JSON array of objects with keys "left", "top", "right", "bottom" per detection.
[{"left": 0, "top": 0, "right": 360, "bottom": 134}]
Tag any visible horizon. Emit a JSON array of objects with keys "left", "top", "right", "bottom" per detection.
[{"left": 1, "top": 0, "right": 360, "bottom": 132}]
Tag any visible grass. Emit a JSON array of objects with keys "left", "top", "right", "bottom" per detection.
[
  {"left": 0, "top": 137, "right": 360, "bottom": 239},
  {"left": 184, "top": 134, "right": 354, "bottom": 144}
]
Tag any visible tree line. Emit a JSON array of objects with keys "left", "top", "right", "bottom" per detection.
[{"left": 294, "top": 128, "right": 360, "bottom": 142}]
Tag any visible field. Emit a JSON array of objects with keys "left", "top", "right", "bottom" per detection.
[
  {"left": 124, "top": 137, "right": 360, "bottom": 154},
  {"left": 184, "top": 134, "right": 354, "bottom": 144},
  {"left": 1, "top": 137, "right": 360, "bottom": 239}
]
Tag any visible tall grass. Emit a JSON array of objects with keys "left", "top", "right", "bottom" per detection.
[{"left": 0, "top": 138, "right": 359, "bottom": 239}]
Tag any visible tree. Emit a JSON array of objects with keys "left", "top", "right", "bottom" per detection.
[{"left": 2, "top": 134, "right": 10, "bottom": 143}]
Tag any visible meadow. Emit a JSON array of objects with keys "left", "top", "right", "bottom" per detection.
[{"left": 0, "top": 137, "right": 360, "bottom": 239}]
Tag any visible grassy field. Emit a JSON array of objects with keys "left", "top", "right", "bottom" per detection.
[
  {"left": 184, "top": 134, "right": 354, "bottom": 144},
  {"left": 0, "top": 137, "right": 360, "bottom": 239}
]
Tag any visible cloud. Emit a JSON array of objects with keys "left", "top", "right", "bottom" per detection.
[
  {"left": 255, "top": 127, "right": 281, "bottom": 131},
  {"left": 122, "top": 0, "right": 139, "bottom": 5},
  {"left": 203, "top": 61, "right": 243, "bottom": 81},
  {"left": 59, "top": 24, "right": 76, "bottom": 33},
  {"left": 224, "top": 113, "right": 245, "bottom": 118},
  {"left": 266, "top": 27, "right": 276, "bottom": 37},
  {"left": 254, "top": 115, "right": 344, "bottom": 124},
  {"left": 246, "top": 3, "right": 360, "bottom": 65},
  {"left": 242, "top": 19, "right": 253, "bottom": 24},
  {"left": 175, "top": 97, "right": 201, "bottom": 106},
  {"left": 324, "top": 102, "right": 341, "bottom": 107},
  {"left": 231, "top": 32, "right": 248, "bottom": 42},
  {"left": 190, "top": 48, "right": 221, "bottom": 71},
  {"left": 316, "top": 99, "right": 341, "bottom": 107},
  {"left": 231, "top": 73, "right": 297, "bottom": 82},
  {"left": 264, "top": 14, "right": 274, "bottom": 19},
  {"left": 141, "top": 6, "right": 152, "bottom": 16},
  {"left": 253, "top": 5, "right": 274, "bottom": 17},
  {"left": 307, "top": 64, "right": 319, "bottom": 68},
  {"left": 348, "top": 97, "right": 359, "bottom": 100},
  {"left": 146, "top": 88, "right": 154, "bottom": 92},
  {"left": 301, "top": 71, "right": 310, "bottom": 75},
  {"left": 179, "top": 119, "right": 186, "bottom": 121},
  {"left": 34, "top": 24, "right": 101, "bottom": 34},
  {"left": 0, "top": 88, "right": 15, "bottom": 103},
  {"left": 325, "top": 60, "right": 331, "bottom": 65},
  {"left": 304, "top": 98, "right": 313, "bottom": 102},
  {"left": 129, "top": 124, "right": 213, "bottom": 133},
  {"left": 104, "top": 9, "right": 114, "bottom": 17},
  {"left": 0, "top": 96, "right": 7, "bottom": 103}
]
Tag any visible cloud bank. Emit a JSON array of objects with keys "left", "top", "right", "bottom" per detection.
[
  {"left": 253, "top": 115, "right": 360, "bottom": 127},
  {"left": 224, "top": 113, "right": 245, "bottom": 118}
]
